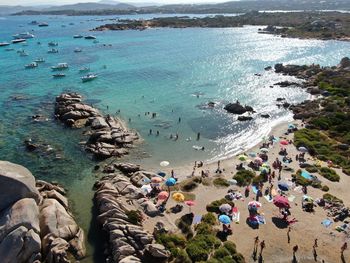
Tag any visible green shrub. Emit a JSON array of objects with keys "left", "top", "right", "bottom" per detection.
[
  {"left": 174, "top": 249, "right": 192, "bottom": 263},
  {"left": 195, "top": 223, "right": 214, "bottom": 235},
  {"left": 223, "top": 241, "right": 237, "bottom": 255},
  {"left": 306, "top": 166, "right": 318, "bottom": 173},
  {"left": 213, "top": 177, "right": 230, "bottom": 187},
  {"left": 155, "top": 233, "right": 187, "bottom": 250},
  {"left": 180, "top": 178, "right": 199, "bottom": 192},
  {"left": 342, "top": 167, "right": 350, "bottom": 175},
  {"left": 293, "top": 170, "right": 311, "bottom": 186},
  {"left": 233, "top": 170, "right": 256, "bottom": 186},
  {"left": 213, "top": 247, "right": 231, "bottom": 259},
  {"left": 125, "top": 210, "right": 142, "bottom": 225},
  {"left": 191, "top": 234, "right": 221, "bottom": 250},
  {"left": 232, "top": 253, "right": 245, "bottom": 263},
  {"left": 202, "top": 213, "right": 217, "bottom": 225},
  {"left": 321, "top": 185, "right": 330, "bottom": 192},
  {"left": 252, "top": 174, "right": 266, "bottom": 185},
  {"left": 206, "top": 198, "right": 234, "bottom": 213},
  {"left": 186, "top": 243, "right": 209, "bottom": 262},
  {"left": 319, "top": 167, "right": 340, "bottom": 182},
  {"left": 323, "top": 193, "right": 343, "bottom": 203},
  {"left": 177, "top": 214, "right": 194, "bottom": 237}
]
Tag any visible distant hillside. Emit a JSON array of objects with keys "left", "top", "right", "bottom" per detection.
[{"left": 10, "top": 0, "right": 350, "bottom": 16}]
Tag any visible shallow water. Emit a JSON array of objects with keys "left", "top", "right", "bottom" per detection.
[{"left": 1, "top": 14, "right": 349, "bottom": 262}]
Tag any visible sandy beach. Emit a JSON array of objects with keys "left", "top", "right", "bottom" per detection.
[{"left": 142, "top": 120, "right": 350, "bottom": 262}]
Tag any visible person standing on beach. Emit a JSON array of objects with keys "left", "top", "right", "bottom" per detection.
[
  {"left": 197, "top": 132, "right": 200, "bottom": 140},
  {"left": 259, "top": 240, "right": 265, "bottom": 256},
  {"left": 252, "top": 236, "right": 259, "bottom": 260},
  {"left": 341, "top": 242, "right": 347, "bottom": 258},
  {"left": 287, "top": 227, "right": 291, "bottom": 243},
  {"left": 292, "top": 245, "right": 298, "bottom": 263}
]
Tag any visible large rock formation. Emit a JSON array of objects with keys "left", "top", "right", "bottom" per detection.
[
  {"left": 55, "top": 93, "right": 139, "bottom": 159},
  {"left": 224, "top": 102, "right": 254, "bottom": 115},
  {"left": 0, "top": 161, "right": 86, "bottom": 263},
  {"left": 93, "top": 163, "right": 170, "bottom": 262}
]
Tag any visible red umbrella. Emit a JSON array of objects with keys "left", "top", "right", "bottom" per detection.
[
  {"left": 280, "top": 140, "right": 289, "bottom": 146},
  {"left": 273, "top": 195, "right": 290, "bottom": 208},
  {"left": 158, "top": 191, "right": 169, "bottom": 200}
]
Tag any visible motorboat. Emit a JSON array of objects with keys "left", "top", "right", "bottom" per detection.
[
  {"left": 74, "top": 48, "right": 82, "bottom": 52},
  {"left": 85, "top": 35, "right": 96, "bottom": 39},
  {"left": 51, "top": 63, "right": 68, "bottom": 70},
  {"left": 13, "top": 32, "right": 35, "bottom": 39},
  {"left": 48, "top": 41, "right": 58, "bottom": 46},
  {"left": 81, "top": 73, "right": 97, "bottom": 82},
  {"left": 19, "top": 52, "right": 29, "bottom": 57},
  {"left": 35, "top": 58, "right": 45, "bottom": 63},
  {"left": 53, "top": 73, "right": 66, "bottom": 78},
  {"left": 25, "top": 62, "right": 38, "bottom": 69},
  {"left": 12, "top": 39, "right": 26, "bottom": 44},
  {"left": 38, "top": 22, "right": 49, "bottom": 27},
  {"left": 29, "top": 21, "right": 38, "bottom": 25},
  {"left": 79, "top": 67, "right": 90, "bottom": 72},
  {"left": 47, "top": 48, "right": 58, "bottom": 53},
  {"left": 73, "top": 35, "right": 83, "bottom": 38},
  {"left": 0, "top": 42, "right": 10, "bottom": 47}
]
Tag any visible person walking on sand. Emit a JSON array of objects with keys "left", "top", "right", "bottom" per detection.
[
  {"left": 252, "top": 236, "right": 259, "bottom": 260},
  {"left": 341, "top": 242, "right": 347, "bottom": 258},
  {"left": 287, "top": 227, "right": 291, "bottom": 243},
  {"left": 259, "top": 240, "right": 265, "bottom": 256},
  {"left": 313, "top": 245, "right": 318, "bottom": 262},
  {"left": 292, "top": 245, "right": 298, "bottom": 263},
  {"left": 197, "top": 132, "right": 201, "bottom": 140}
]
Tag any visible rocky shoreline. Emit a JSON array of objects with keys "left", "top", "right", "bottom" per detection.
[
  {"left": 54, "top": 92, "right": 139, "bottom": 159},
  {"left": 0, "top": 161, "right": 85, "bottom": 263},
  {"left": 93, "top": 162, "right": 171, "bottom": 262}
]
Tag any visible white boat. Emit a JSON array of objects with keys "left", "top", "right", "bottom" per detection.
[
  {"left": 53, "top": 73, "right": 66, "bottom": 78},
  {"left": 25, "top": 62, "right": 38, "bottom": 69},
  {"left": 47, "top": 48, "right": 58, "bottom": 53},
  {"left": 48, "top": 41, "right": 58, "bottom": 47},
  {"left": 85, "top": 35, "right": 96, "bottom": 40},
  {"left": 74, "top": 48, "right": 82, "bottom": 52},
  {"left": 79, "top": 67, "right": 90, "bottom": 72},
  {"left": 13, "top": 32, "right": 35, "bottom": 39},
  {"left": 12, "top": 39, "right": 26, "bottom": 44},
  {"left": 35, "top": 58, "right": 45, "bottom": 63},
  {"left": 73, "top": 35, "right": 83, "bottom": 38},
  {"left": 38, "top": 22, "right": 49, "bottom": 27},
  {"left": 51, "top": 63, "right": 68, "bottom": 70},
  {"left": 81, "top": 73, "right": 97, "bottom": 82},
  {"left": 0, "top": 42, "right": 10, "bottom": 47}
]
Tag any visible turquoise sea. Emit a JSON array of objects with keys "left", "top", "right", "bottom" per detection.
[{"left": 1, "top": 14, "right": 350, "bottom": 262}]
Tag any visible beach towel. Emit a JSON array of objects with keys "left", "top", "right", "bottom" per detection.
[
  {"left": 252, "top": 185, "right": 258, "bottom": 194},
  {"left": 321, "top": 219, "right": 333, "bottom": 228},
  {"left": 256, "top": 215, "right": 266, "bottom": 225},
  {"left": 264, "top": 195, "right": 273, "bottom": 202},
  {"left": 288, "top": 195, "right": 296, "bottom": 202},
  {"left": 271, "top": 189, "right": 278, "bottom": 197},
  {"left": 192, "top": 215, "right": 202, "bottom": 225},
  {"left": 231, "top": 207, "right": 240, "bottom": 224}
]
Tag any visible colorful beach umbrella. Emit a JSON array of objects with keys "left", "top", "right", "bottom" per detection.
[
  {"left": 157, "top": 171, "right": 166, "bottom": 177},
  {"left": 261, "top": 163, "right": 270, "bottom": 168},
  {"left": 219, "top": 214, "right": 231, "bottom": 225},
  {"left": 254, "top": 157, "right": 263, "bottom": 164},
  {"left": 219, "top": 204, "right": 232, "bottom": 213},
  {"left": 172, "top": 192, "right": 185, "bottom": 202},
  {"left": 238, "top": 155, "right": 247, "bottom": 161},
  {"left": 158, "top": 191, "right": 169, "bottom": 200},
  {"left": 185, "top": 200, "right": 195, "bottom": 212},
  {"left": 228, "top": 179, "right": 237, "bottom": 185},
  {"left": 288, "top": 124, "right": 296, "bottom": 129},
  {"left": 273, "top": 195, "right": 290, "bottom": 209},
  {"left": 303, "top": 195, "right": 314, "bottom": 202},
  {"left": 160, "top": 161, "right": 170, "bottom": 167},
  {"left": 165, "top": 178, "right": 176, "bottom": 187},
  {"left": 298, "top": 146, "right": 308, "bottom": 153},
  {"left": 248, "top": 201, "right": 262, "bottom": 209},
  {"left": 280, "top": 140, "right": 289, "bottom": 146},
  {"left": 151, "top": 177, "right": 163, "bottom": 183},
  {"left": 248, "top": 152, "right": 257, "bottom": 157},
  {"left": 140, "top": 184, "right": 152, "bottom": 194},
  {"left": 278, "top": 182, "right": 289, "bottom": 191}
]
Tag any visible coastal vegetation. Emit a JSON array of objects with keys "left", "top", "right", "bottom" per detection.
[
  {"left": 93, "top": 11, "right": 350, "bottom": 41},
  {"left": 233, "top": 170, "right": 256, "bottom": 186}
]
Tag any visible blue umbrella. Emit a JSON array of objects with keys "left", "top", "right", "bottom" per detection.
[
  {"left": 288, "top": 124, "right": 296, "bottom": 129},
  {"left": 219, "top": 214, "right": 231, "bottom": 225},
  {"left": 157, "top": 171, "right": 166, "bottom": 177},
  {"left": 248, "top": 152, "right": 257, "bottom": 157},
  {"left": 278, "top": 182, "right": 289, "bottom": 191},
  {"left": 165, "top": 178, "right": 176, "bottom": 187}
]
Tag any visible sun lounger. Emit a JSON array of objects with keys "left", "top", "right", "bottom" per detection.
[{"left": 321, "top": 218, "right": 333, "bottom": 228}]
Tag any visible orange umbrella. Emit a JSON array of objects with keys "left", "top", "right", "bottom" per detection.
[{"left": 172, "top": 192, "right": 185, "bottom": 202}]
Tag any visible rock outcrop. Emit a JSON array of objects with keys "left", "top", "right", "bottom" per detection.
[
  {"left": 0, "top": 161, "right": 86, "bottom": 263},
  {"left": 224, "top": 102, "right": 254, "bottom": 115},
  {"left": 55, "top": 93, "right": 139, "bottom": 159},
  {"left": 94, "top": 163, "right": 170, "bottom": 262}
]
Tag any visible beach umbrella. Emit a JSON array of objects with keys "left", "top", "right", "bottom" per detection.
[
  {"left": 228, "top": 179, "right": 237, "bottom": 185},
  {"left": 260, "top": 148, "right": 269, "bottom": 153},
  {"left": 298, "top": 146, "right": 308, "bottom": 153},
  {"left": 260, "top": 167, "right": 269, "bottom": 174},
  {"left": 219, "top": 203, "right": 232, "bottom": 213},
  {"left": 261, "top": 163, "right": 270, "bottom": 168},
  {"left": 248, "top": 201, "right": 262, "bottom": 209},
  {"left": 172, "top": 192, "right": 185, "bottom": 202},
  {"left": 160, "top": 161, "right": 170, "bottom": 167},
  {"left": 238, "top": 155, "right": 247, "bottom": 161},
  {"left": 288, "top": 124, "right": 296, "bottom": 129},
  {"left": 142, "top": 178, "right": 151, "bottom": 184},
  {"left": 248, "top": 152, "right": 257, "bottom": 157},
  {"left": 158, "top": 191, "right": 169, "bottom": 200},
  {"left": 254, "top": 157, "right": 263, "bottom": 164},
  {"left": 165, "top": 178, "right": 176, "bottom": 187},
  {"left": 185, "top": 200, "right": 195, "bottom": 212},
  {"left": 141, "top": 184, "right": 152, "bottom": 194},
  {"left": 278, "top": 182, "right": 289, "bottom": 191},
  {"left": 218, "top": 214, "right": 231, "bottom": 225},
  {"left": 303, "top": 195, "right": 314, "bottom": 202},
  {"left": 151, "top": 177, "right": 163, "bottom": 183},
  {"left": 273, "top": 195, "right": 290, "bottom": 209},
  {"left": 280, "top": 140, "right": 289, "bottom": 146}
]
